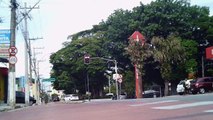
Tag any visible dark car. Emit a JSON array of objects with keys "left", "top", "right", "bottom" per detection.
[
  {"left": 16, "top": 91, "right": 36, "bottom": 105},
  {"left": 52, "top": 95, "right": 60, "bottom": 102},
  {"left": 142, "top": 90, "right": 160, "bottom": 98},
  {"left": 190, "top": 77, "right": 213, "bottom": 94}
]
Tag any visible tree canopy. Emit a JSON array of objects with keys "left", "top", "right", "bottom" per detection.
[{"left": 50, "top": 0, "right": 213, "bottom": 97}]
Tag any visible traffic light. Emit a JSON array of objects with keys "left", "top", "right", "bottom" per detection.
[{"left": 84, "top": 54, "right": 90, "bottom": 64}]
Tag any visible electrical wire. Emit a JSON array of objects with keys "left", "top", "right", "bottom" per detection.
[{"left": 0, "top": 0, "right": 10, "bottom": 7}]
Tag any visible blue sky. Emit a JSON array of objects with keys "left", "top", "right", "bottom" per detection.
[{"left": 0, "top": 0, "right": 213, "bottom": 78}]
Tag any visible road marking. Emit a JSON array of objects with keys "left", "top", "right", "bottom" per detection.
[
  {"left": 130, "top": 100, "right": 178, "bottom": 107},
  {"left": 204, "top": 110, "right": 213, "bottom": 113},
  {"left": 153, "top": 101, "right": 213, "bottom": 110}
]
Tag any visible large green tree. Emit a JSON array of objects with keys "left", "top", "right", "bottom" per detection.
[
  {"left": 50, "top": 35, "right": 109, "bottom": 97},
  {"left": 50, "top": 0, "right": 213, "bottom": 97}
]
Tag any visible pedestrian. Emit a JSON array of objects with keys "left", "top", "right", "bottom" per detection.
[
  {"left": 183, "top": 80, "right": 187, "bottom": 94},
  {"left": 44, "top": 94, "right": 48, "bottom": 104}
]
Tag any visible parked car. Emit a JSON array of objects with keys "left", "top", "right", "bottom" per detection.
[
  {"left": 142, "top": 90, "right": 160, "bottom": 98},
  {"left": 176, "top": 80, "right": 185, "bottom": 95},
  {"left": 190, "top": 77, "right": 213, "bottom": 94},
  {"left": 176, "top": 79, "right": 195, "bottom": 95},
  {"left": 106, "top": 93, "right": 114, "bottom": 99},
  {"left": 64, "top": 94, "right": 79, "bottom": 101},
  {"left": 119, "top": 93, "right": 127, "bottom": 99},
  {"left": 16, "top": 91, "right": 36, "bottom": 105},
  {"left": 52, "top": 95, "right": 60, "bottom": 102},
  {"left": 109, "top": 92, "right": 127, "bottom": 100}
]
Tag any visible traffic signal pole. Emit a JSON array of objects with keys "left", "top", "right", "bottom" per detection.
[
  {"left": 114, "top": 60, "right": 119, "bottom": 100},
  {"left": 84, "top": 55, "right": 119, "bottom": 100}
]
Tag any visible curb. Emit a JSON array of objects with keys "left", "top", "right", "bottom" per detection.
[
  {"left": 60, "top": 100, "right": 85, "bottom": 104},
  {"left": 0, "top": 104, "right": 29, "bottom": 112}
]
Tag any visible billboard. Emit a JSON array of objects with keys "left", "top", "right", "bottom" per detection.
[
  {"left": 0, "top": 29, "right": 10, "bottom": 44},
  {"left": 206, "top": 46, "right": 213, "bottom": 59},
  {"left": 0, "top": 29, "right": 10, "bottom": 59}
]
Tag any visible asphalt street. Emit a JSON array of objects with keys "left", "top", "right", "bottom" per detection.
[{"left": 0, "top": 93, "right": 213, "bottom": 120}]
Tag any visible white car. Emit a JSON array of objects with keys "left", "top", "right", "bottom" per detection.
[
  {"left": 176, "top": 80, "right": 185, "bottom": 95},
  {"left": 64, "top": 94, "right": 79, "bottom": 102}
]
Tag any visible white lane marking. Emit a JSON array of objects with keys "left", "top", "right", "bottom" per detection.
[
  {"left": 204, "top": 110, "right": 213, "bottom": 113},
  {"left": 130, "top": 100, "right": 178, "bottom": 107},
  {"left": 153, "top": 101, "right": 213, "bottom": 110}
]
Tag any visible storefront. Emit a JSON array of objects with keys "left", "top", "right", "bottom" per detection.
[
  {"left": 0, "top": 58, "right": 9, "bottom": 103},
  {"left": 0, "top": 67, "right": 8, "bottom": 103}
]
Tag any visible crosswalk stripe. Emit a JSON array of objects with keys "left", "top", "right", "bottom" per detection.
[
  {"left": 204, "top": 110, "right": 213, "bottom": 113},
  {"left": 153, "top": 101, "right": 213, "bottom": 110},
  {"left": 130, "top": 100, "right": 178, "bottom": 107}
]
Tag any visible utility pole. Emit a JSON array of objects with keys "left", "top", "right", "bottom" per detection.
[
  {"left": 24, "top": 2, "right": 30, "bottom": 106},
  {"left": 8, "top": 0, "right": 17, "bottom": 108},
  {"left": 21, "top": 2, "right": 40, "bottom": 106},
  {"left": 37, "top": 60, "right": 45, "bottom": 96},
  {"left": 29, "top": 41, "right": 43, "bottom": 102},
  {"left": 33, "top": 47, "right": 43, "bottom": 104}
]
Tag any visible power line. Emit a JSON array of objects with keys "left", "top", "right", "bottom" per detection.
[
  {"left": 16, "top": 0, "right": 41, "bottom": 26},
  {"left": 0, "top": 0, "right": 10, "bottom": 6}
]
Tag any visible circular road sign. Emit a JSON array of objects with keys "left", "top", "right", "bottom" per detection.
[
  {"left": 9, "top": 56, "right": 17, "bottom": 64},
  {"left": 8, "top": 46, "right": 18, "bottom": 55}
]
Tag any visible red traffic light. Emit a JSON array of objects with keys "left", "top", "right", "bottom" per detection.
[{"left": 84, "top": 54, "right": 90, "bottom": 64}]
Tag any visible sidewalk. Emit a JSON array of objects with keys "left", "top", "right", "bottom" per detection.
[
  {"left": 0, "top": 104, "right": 13, "bottom": 112},
  {"left": 0, "top": 103, "right": 25, "bottom": 112}
]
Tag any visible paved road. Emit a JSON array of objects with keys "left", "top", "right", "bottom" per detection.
[{"left": 0, "top": 93, "right": 213, "bottom": 120}]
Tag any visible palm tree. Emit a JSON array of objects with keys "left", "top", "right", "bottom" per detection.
[{"left": 151, "top": 34, "right": 185, "bottom": 96}]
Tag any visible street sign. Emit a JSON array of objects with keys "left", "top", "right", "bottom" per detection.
[
  {"left": 8, "top": 46, "right": 18, "bottom": 55},
  {"left": 113, "top": 74, "right": 123, "bottom": 83},
  {"left": 9, "top": 56, "right": 17, "bottom": 64},
  {"left": 117, "top": 78, "right": 122, "bottom": 83},
  {"left": 84, "top": 54, "right": 90, "bottom": 64},
  {"left": 42, "top": 78, "right": 56, "bottom": 82},
  {"left": 0, "top": 29, "right": 11, "bottom": 44}
]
